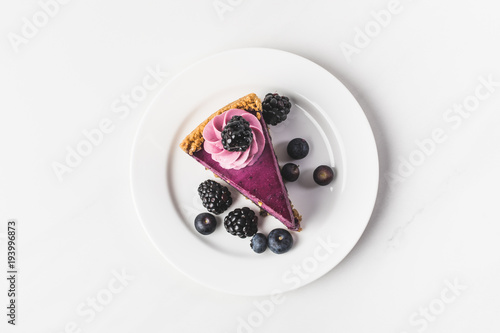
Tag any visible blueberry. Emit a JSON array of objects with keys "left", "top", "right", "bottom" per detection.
[
  {"left": 313, "top": 165, "right": 335, "bottom": 186},
  {"left": 287, "top": 138, "right": 309, "bottom": 160},
  {"left": 281, "top": 163, "right": 300, "bottom": 182},
  {"left": 267, "top": 229, "right": 293, "bottom": 254},
  {"left": 250, "top": 233, "right": 268, "bottom": 253},
  {"left": 194, "top": 213, "right": 217, "bottom": 235}
]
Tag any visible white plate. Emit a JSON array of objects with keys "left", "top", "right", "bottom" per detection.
[{"left": 130, "top": 48, "right": 379, "bottom": 296}]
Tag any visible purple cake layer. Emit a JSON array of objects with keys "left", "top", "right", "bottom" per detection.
[{"left": 192, "top": 110, "right": 299, "bottom": 231}]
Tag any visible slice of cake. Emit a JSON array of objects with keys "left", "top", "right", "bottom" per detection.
[{"left": 180, "top": 93, "right": 301, "bottom": 231}]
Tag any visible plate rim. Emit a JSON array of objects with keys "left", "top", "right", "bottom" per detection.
[{"left": 130, "top": 47, "right": 380, "bottom": 296}]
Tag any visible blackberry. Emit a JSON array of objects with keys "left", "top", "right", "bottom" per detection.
[
  {"left": 224, "top": 207, "right": 258, "bottom": 238},
  {"left": 221, "top": 116, "right": 253, "bottom": 152},
  {"left": 197, "top": 180, "right": 232, "bottom": 215},
  {"left": 262, "top": 93, "right": 292, "bottom": 126}
]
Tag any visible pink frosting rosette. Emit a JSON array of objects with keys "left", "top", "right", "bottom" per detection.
[{"left": 203, "top": 109, "right": 265, "bottom": 170}]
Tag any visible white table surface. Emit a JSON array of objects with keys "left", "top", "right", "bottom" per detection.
[{"left": 1, "top": 0, "right": 500, "bottom": 332}]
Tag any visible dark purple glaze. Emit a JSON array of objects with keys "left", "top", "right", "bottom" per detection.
[{"left": 191, "top": 110, "right": 299, "bottom": 231}]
